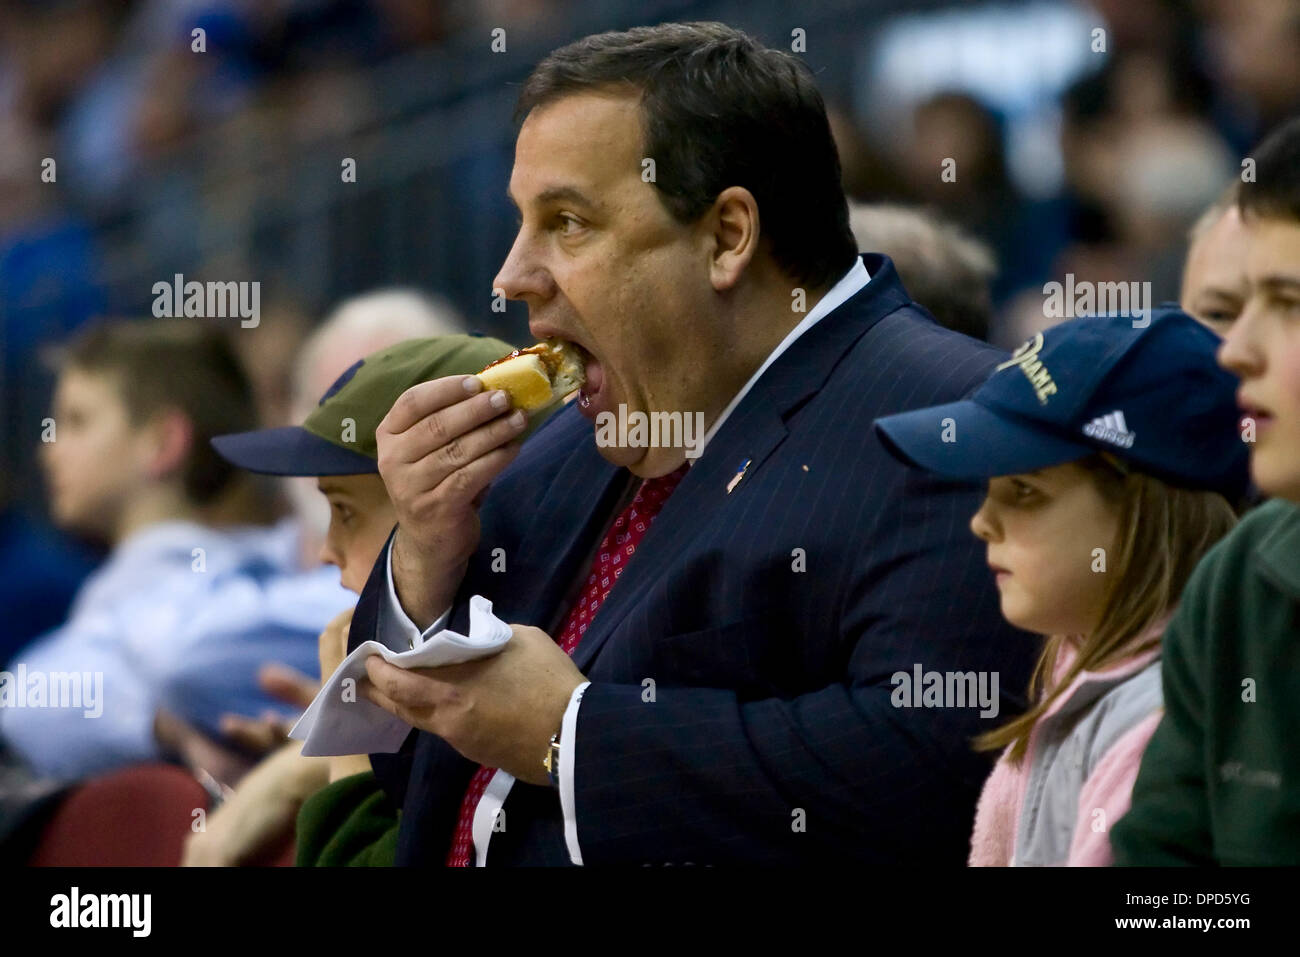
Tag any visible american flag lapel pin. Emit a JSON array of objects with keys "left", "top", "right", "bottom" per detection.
[{"left": 726, "top": 458, "right": 751, "bottom": 494}]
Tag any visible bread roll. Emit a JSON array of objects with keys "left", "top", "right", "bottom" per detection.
[{"left": 477, "top": 339, "right": 586, "bottom": 412}]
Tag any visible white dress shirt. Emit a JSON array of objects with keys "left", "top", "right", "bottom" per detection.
[
  {"left": 381, "top": 257, "right": 871, "bottom": 864},
  {"left": 2, "top": 520, "right": 353, "bottom": 780}
]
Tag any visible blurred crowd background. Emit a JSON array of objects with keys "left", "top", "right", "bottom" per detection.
[{"left": 2, "top": 0, "right": 1298, "bottom": 591}]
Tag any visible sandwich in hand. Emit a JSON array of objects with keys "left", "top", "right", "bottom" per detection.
[{"left": 476, "top": 339, "right": 586, "bottom": 412}]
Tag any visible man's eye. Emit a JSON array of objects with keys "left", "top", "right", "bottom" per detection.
[
  {"left": 554, "top": 214, "right": 584, "bottom": 235},
  {"left": 331, "top": 503, "right": 353, "bottom": 523}
]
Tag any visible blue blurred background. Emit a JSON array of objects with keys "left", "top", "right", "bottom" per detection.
[{"left": 2, "top": 0, "right": 1297, "bottom": 510}]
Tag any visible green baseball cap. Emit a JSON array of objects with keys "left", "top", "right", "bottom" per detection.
[{"left": 212, "top": 334, "right": 520, "bottom": 475}]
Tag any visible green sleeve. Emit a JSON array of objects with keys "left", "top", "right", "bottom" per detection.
[
  {"left": 296, "top": 771, "right": 400, "bottom": 866},
  {"left": 1111, "top": 555, "right": 1218, "bottom": 865}
]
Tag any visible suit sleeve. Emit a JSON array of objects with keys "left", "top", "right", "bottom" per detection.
[
  {"left": 568, "top": 468, "right": 1034, "bottom": 865},
  {"left": 1111, "top": 568, "right": 1218, "bottom": 865}
]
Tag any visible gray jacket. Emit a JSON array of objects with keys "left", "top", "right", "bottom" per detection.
[{"left": 1013, "top": 654, "right": 1162, "bottom": 865}]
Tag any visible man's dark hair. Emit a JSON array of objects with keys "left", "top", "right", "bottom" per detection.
[
  {"left": 516, "top": 21, "right": 859, "bottom": 291},
  {"left": 1238, "top": 115, "right": 1300, "bottom": 223},
  {"left": 54, "top": 319, "right": 257, "bottom": 505}
]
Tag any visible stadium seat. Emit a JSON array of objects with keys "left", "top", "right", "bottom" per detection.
[{"left": 28, "top": 764, "right": 208, "bottom": 866}]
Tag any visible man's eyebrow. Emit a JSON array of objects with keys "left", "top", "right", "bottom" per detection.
[
  {"left": 1193, "top": 284, "right": 1245, "bottom": 299},
  {"left": 316, "top": 481, "right": 350, "bottom": 497},
  {"left": 1258, "top": 274, "right": 1300, "bottom": 295},
  {"left": 506, "top": 185, "right": 601, "bottom": 212}
]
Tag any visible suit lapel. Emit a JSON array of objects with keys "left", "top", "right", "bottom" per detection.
[
  {"left": 570, "top": 392, "right": 789, "bottom": 672},
  {"left": 570, "top": 253, "right": 908, "bottom": 671}
]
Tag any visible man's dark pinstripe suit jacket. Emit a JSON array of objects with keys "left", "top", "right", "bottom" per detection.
[{"left": 349, "top": 253, "right": 1037, "bottom": 865}]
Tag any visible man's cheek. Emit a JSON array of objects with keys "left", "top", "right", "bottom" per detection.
[{"left": 1283, "top": 341, "right": 1300, "bottom": 410}]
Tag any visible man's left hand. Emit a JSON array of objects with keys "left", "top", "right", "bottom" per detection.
[{"left": 363, "top": 624, "right": 584, "bottom": 786}]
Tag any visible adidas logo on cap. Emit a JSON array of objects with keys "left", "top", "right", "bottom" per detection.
[{"left": 1082, "top": 410, "right": 1136, "bottom": 449}]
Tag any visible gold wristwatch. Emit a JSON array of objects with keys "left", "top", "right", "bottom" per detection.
[{"left": 543, "top": 730, "right": 561, "bottom": 788}]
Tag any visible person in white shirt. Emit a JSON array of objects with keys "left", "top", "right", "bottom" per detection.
[{"left": 1, "top": 319, "right": 352, "bottom": 784}]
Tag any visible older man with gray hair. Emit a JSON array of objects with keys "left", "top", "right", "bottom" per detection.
[{"left": 848, "top": 202, "right": 997, "bottom": 342}]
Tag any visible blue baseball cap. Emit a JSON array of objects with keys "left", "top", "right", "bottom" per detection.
[{"left": 873, "top": 309, "right": 1250, "bottom": 500}]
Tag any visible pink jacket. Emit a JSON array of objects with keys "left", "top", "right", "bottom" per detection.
[{"left": 969, "top": 629, "right": 1165, "bottom": 866}]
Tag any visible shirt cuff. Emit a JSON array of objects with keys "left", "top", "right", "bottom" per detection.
[
  {"left": 472, "top": 769, "right": 516, "bottom": 867},
  {"left": 381, "top": 539, "right": 450, "bottom": 651},
  {"left": 558, "top": 681, "right": 591, "bottom": 865}
]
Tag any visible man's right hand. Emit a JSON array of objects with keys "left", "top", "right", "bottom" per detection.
[{"left": 376, "top": 374, "right": 528, "bottom": 629}]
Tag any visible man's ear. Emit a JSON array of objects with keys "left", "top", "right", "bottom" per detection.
[
  {"left": 142, "top": 408, "right": 194, "bottom": 482},
  {"left": 707, "top": 186, "right": 760, "bottom": 292}
]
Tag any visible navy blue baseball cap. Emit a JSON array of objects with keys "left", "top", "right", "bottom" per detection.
[{"left": 873, "top": 309, "right": 1250, "bottom": 500}]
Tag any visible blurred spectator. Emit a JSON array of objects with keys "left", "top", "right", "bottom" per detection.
[
  {"left": 291, "top": 288, "right": 466, "bottom": 417},
  {"left": 1058, "top": 48, "right": 1235, "bottom": 299},
  {"left": 989, "top": 37, "right": 1243, "bottom": 349},
  {"left": 895, "top": 92, "right": 1039, "bottom": 302},
  {"left": 1113, "top": 114, "right": 1300, "bottom": 865},
  {"left": 282, "top": 287, "right": 467, "bottom": 566},
  {"left": 0, "top": 474, "right": 101, "bottom": 668},
  {"left": 1200, "top": 0, "right": 1300, "bottom": 146},
  {"left": 185, "top": 331, "right": 519, "bottom": 866},
  {"left": 827, "top": 104, "right": 910, "bottom": 202},
  {"left": 230, "top": 298, "right": 315, "bottom": 435},
  {"left": 199, "top": 285, "right": 471, "bottom": 752},
  {"left": 0, "top": 114, "right": 106, "bottom": 511},
  {"left": 1181, "top": 182, "right": 1249, "bottom": 335},
  {"left": 849, "top": 202, "right": 996, "bottom": 341},
  {"left": 177, "top": 284, "right": 473, "bottom": 762},
  {"left": 0, "top": 319, "right": 352, "bottom": 783}
]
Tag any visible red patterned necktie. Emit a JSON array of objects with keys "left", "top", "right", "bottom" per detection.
[{"left": 445, "top": 464, "right": 689, "bottom": 866}]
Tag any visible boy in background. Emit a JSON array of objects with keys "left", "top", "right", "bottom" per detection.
[
  {"left": 185, "top": 333, "right": 525, "bottom": 866},
  {"left": 1, "top": 319, "right": 352, "bottom": 784},
  {"left": 1113, "top": 116, "right": 1300, "bottom": 864}
]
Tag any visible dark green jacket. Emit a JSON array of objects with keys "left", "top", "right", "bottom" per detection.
[
  {"left": 296, "top": 772, "right": 398, "bottom": 866},
  {"left": 1112, "top": 498, "right": 1300, "bottom": 865}
]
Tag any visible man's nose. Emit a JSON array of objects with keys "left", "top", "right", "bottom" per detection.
[
  {"left": 318, "top": 539, "right": 342, "bottom": 572},
  {"left": 1216, "top": 300, "right": 1264, "bottom": 378},
  {"left": 493, "top": 231, "right": 553, "bottom": 303}
]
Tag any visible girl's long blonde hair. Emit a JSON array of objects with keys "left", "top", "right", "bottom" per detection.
[{"left": 974, "top": 454, "right": 1239, "bottom": 763}]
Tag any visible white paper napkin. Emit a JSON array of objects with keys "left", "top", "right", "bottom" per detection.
[{"left": 290, "top": 595, "right": 512, "bottom": 756}]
